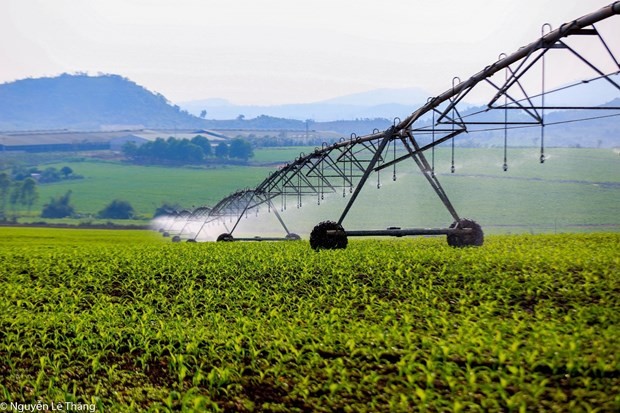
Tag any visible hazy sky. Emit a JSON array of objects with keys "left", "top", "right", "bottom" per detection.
[{"left": 1, "top": 0, "right": 618, "bottom": 105}]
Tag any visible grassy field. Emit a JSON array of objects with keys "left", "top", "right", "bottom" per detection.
[
  {"left": 27, "top": 162, "right": 273, "bottom": 219},
  {"left": 0, "top": 227, "right": 618, "bottom": 411},
  {"left": 250, "top": 147, "right": 317, "bottom": 165},
  {"left": 4, "top": 147, "right": 619, "bottom": 233},
  {"left": 200, "top": 147, "right": 620, "bottom": 237},
  {"left": 3, "top": 148, "right": 318, "bottom": 220}
]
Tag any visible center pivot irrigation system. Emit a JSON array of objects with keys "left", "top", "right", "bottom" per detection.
[{"left": 157, "top": 2, "right": 620, "bottom": 250}]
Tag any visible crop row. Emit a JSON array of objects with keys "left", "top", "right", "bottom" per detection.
[{"left": 0, "top": 229, "right": 618, "bottom": 411}]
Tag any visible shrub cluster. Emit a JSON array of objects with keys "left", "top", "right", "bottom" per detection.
[{"left": 122, "top": 136, "right": 254, "bottom": 164}]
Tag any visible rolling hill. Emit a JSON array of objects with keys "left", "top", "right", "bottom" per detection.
[
  {"left": 0, "top": 73, "right": 208, "bottom": 131},
  {"left": 179, "top": 87, "right": 432, "bottom": 122}
]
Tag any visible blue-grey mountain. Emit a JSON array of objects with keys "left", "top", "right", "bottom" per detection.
[{"left": 0, "top": 73, "right": 206, "bottom": 131}]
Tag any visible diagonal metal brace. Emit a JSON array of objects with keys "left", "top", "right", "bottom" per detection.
[{"left": 337, "top": 126, "right": 395, "bottom": 225}]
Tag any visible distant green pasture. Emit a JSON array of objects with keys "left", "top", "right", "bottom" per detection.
[
  {"left": 224, "top": 147, "right": 620, "bottom": 236},
  {"left": 250, "top": 146, "right": 316, "bottom": 164},
  {"left": 6, "top": 147, "right": 620, "bottom": 233},
  {"left": 28, "top": 162, "right": 272, "bottom": 218}
]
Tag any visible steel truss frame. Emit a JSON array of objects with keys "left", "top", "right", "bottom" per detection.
[{"left": 163, "top": 2, "right": 620, "bottom": 247}]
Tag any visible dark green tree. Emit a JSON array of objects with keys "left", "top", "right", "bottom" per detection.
[
  {"left": 122, "top": 141, "right": 139, "bottom": 157},
  {"left": 98, "top": 199, "right": 134, "bottom": 219},
  {"left": 123, "top": 137, "right": 207, "bottom": 164},
  {"left": 228, "top": 138, "right": 254, "bottom": 161},
  {"left": 9, "top": 182, "right": 21, "bottom": 217},
  {"left": 151, "top": 138, "right": 169, "bottom": 159},
  {"left": 191, "top": 135, "right": 212, "bottom": 157},
  {"left": 168, "top": 139, "right": 203, "bottom": 163},
  {"left": 215, "top": 142, "right": 229, "bottom": 159},
  {"left": 41, "top": 190, "right": 75, "bottom": 218},
  {"left": 20, "top": 177, "right": 38, "bottom": 214},
  {"left": 60, "top": 166, "right": 73, "bottom": 178}
]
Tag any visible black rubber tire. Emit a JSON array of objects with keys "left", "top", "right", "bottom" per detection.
[
  {"left": 171, "top": 235, "right": 181, "bottom": 243},
  {"left": 447, "top": 218, "right": 484, "bottom": 247},
  {"left": 217, "top": 233, "right": 234, "bottom": 242},
  {"left": 309, "top": 221, "right": 348, "bottom": 251},
  {"left": 162, "top": 232, "right": 170, "bottom": 238},
  {"left": 186, "top": 238, "right": 197, "bottom": 243}
]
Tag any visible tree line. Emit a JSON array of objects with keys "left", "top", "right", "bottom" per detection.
[
  {"left": 122, "top": 136, "right": 254, "bottom": 164},
  {"left": 11, "top": 165, "right": 81, "bottom": 183}
]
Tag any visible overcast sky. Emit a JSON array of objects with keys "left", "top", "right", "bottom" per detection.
[{"left": 1, "top": 0, "right": 618, "bottom": 105}]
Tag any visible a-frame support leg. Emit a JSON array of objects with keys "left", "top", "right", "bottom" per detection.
[
  {"left": 268, "top": 197, "right": 291, "bottom": 235},
  {"left": 402, "top": 131, "right": 461, "bottom": 222}
]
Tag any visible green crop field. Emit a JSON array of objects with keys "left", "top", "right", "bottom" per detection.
[{"left": 0, "top": 227, "right": 618, "bottom": 412}]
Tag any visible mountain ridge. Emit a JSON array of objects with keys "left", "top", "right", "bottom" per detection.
[
  {"left": 179, "top": 87, "right": 433, "bottom": 121},
  {"left": 0, "top": 73, "right": 207, "bottom": 131}
]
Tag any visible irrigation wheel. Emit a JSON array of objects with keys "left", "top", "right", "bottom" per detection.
[
  {"left": 171, "top": 235, "right": 181, "bottom": 243},
  {"left": 447, "top": 218, "right": 484, "bottom": 247},
  {"left": 186, "top": 238, "right": 197, "bottom": 243},
  {"left": 217, "top": 233, "right": 234, "bottom": 242},
  {"left": 310, "top": 221, "right": 348, "bottom": 251},
  {"left": 285, "top": 233, "right": 302, "bottom": 241}
]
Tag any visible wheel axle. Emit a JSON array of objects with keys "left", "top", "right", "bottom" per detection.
[{"left": 311, "top": 219, "right": 483, "bottom": 250}]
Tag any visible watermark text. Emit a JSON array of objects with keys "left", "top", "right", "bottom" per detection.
[{"left": 0, "top": 401, "right": 96, "bottom": 412}]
